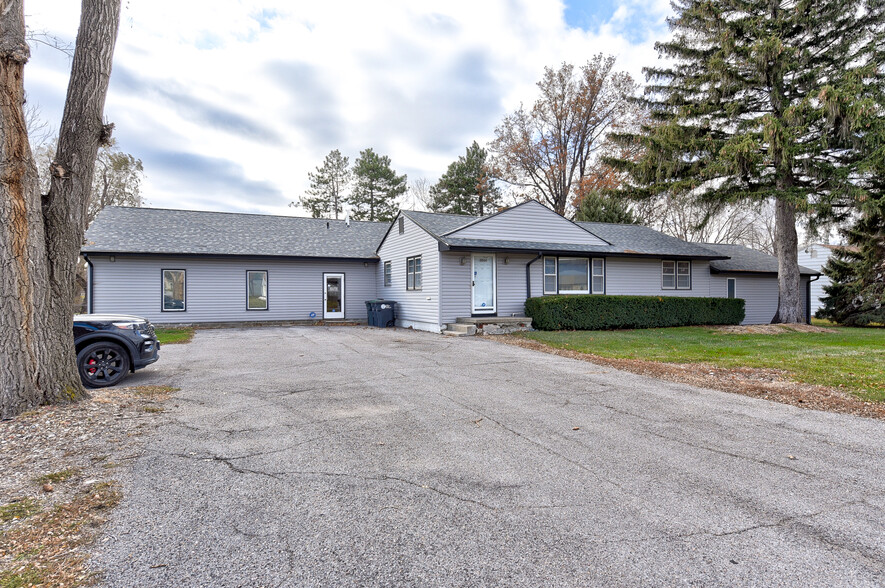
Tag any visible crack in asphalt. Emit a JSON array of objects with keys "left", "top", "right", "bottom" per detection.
[{"left": 431, "top": 391, "right": 641, "bottom": 501}]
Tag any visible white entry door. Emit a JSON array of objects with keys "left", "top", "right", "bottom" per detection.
[
  {"left": 323, "top": 273, "right": 345, "bottom": 319},
  {"left": 471, "top": 254, "right": 496, "bottom": 314}
]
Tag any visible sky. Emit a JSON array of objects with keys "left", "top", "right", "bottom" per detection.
[{"left": 23, "top": 0, "right": 674, "bottom": 217}]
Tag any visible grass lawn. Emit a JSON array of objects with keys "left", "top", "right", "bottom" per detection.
[
  {"left": 518, "top": 325, "right": 885, "bottom": 402},
  {"left": 154, "top": 326, "right": 195, "bottom": 345}
]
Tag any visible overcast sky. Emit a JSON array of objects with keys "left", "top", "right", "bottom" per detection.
[{"left": 24, "top": 0, "right": 673, "bottom": 216}]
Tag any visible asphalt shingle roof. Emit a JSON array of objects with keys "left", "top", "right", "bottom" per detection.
[
  {"left": 702, "top": 243, "right": 819, "bottom": 275},
  {"left": 83, "top": 207, "right": 388, "bottom": 259},
  {"left": 576, "top": 222, "right": 726, "bottom": 258},
  {"left": 400, "top": 210, "right": 479, "bottom": 236},
  {"left": 402, "top": 210, "right": 726, "bottom": 258}
]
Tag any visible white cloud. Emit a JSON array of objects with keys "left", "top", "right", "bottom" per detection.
[{"left": 23, "top": 0, "right": 673, "bottom": 216}]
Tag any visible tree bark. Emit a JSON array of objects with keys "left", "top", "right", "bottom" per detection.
[
  {"left": 772, "top": 199, "right": 804, "bottom": 323},
  {"left": 0, "top": 0, "right": 121, "bottom": 419}
]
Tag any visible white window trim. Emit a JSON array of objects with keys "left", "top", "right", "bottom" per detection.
[
  {"left": 727, "top": 277, "right": 736, "bottom": 299},
  {"left": 676, "top": 260, "right": 692, "bottom": 290},
  {"left": 543, "top": 256, "right": 557, "bottom": 295},
  {"left": 557, "top": 257, "right": 590, "bottom": 295},
  {"left": 246, "top": 270, "right": 269, "bottom": 311},
  {"left": 662, "top": 260, "right": 676, "bottom": 290},
  {"left": 161, "top": 269, "right": 186, "bottom": 312},
  {"left": 591, "top": 258, "right": 605, "bottom": 294},
  {"left": 383, "top": 261, "right": 392, "bottom": 287}
]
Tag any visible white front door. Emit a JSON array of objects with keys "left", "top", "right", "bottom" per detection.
[
  {"left": 323, "top": 273, "right": 345, "bottom": 319},
  {"left": 471, "top": 254, "right": 496, "bottom": 314}
]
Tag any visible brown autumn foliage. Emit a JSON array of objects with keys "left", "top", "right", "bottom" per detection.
[{"left": 490, "top": 55, "right": 640, "bottom": 215}]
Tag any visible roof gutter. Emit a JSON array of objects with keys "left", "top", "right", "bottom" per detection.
[{"left": 526, "top": 252, "right": 543, "bottom": 299}]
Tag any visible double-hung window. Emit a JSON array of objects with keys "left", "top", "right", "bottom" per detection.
[
  {"left": 543, "top": 257, "right": 557, "bottom": 294},
  {"left": 591, "top": 258, "right": 605, "bottom": 294},
  {"left": 662, "top": 260, "right": 691, "bottom": 290},
  {"left": 162, "top": 269, "right": 186, "bottom": 311},
  {"left": 406, "top": 256, "right": 422, "bottom": 290},
  {"left": 247, "top": 270, "right": 268, "bottom": 310},
  {"left": 383, "top": 261, "right": 392, "bottom": 287},
  {"left": 557, "top": 258, "right": 590, "bottom": 294}
]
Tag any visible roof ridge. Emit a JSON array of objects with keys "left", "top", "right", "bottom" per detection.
[{"left": 103, "top": 206, "right": 388, "bottom": 225}]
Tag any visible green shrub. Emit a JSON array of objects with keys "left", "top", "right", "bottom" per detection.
[{"left": 525, "top": 294, "right": 745, "bottom": 330}]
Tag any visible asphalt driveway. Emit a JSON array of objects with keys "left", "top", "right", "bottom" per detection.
[{"left": 94, "top": 326, "right": 885, "bottom": 587}]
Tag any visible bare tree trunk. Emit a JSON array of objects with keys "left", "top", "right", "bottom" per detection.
[
  {"left": 772, "top": 199, "right": 803, "bottom": 323},
  {"left": 0, "top": 0, "right": 121, "bottom": 419},
  {"left": 1, "top": 0, "right": 51, "bottom": 417}
]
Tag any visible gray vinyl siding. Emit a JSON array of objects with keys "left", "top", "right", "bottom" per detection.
[
  {"left": 605, "top": 257, "right": 711, "bottom": 297},
  {"left": 710, "top": 274, "right": 808, "bottom": 325},
  {"left": 376, "top": 216, "right": 440, "bottom": 329},
  {"left": 89, "top": 255, "right": 377, "bottom": 324},
  {"left": 439, "top": 252, "right": 541, "bottom": 324},
  {"left": 447, "top": 201, "right": 608, "bottom": 245},
  {"left": 798, "top": 246, "right": 831, "bottom": 312}
]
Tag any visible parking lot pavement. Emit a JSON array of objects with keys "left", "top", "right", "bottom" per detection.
[{"left": 93, "top": 326, "right": 885, "bottom": 587}]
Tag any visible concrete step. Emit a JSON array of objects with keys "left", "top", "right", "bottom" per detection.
[
  {"left": 455, "top": 316, "right": 532, "bottom": 327},
  {"left": 445, "top": 323, "right": 477, "bottom": 335},
  {"left": 442, "top": 329, "right": 469, "bottom": 337}
]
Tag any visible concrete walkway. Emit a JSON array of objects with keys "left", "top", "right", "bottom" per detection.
[{"left": 94, "top": 326, "right": 885, "bottom": 587}]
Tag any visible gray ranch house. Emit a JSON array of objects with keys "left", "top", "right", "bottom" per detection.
[{"left": 82, "top": 200, "right": 818, "bottom": 332}]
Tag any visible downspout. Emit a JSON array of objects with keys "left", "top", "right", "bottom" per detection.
[
  {"left": 806, "top": 275, "right": 820, "bottom": 324},
  {"left": 83, "top": 254, "right": 94, "bottom": 314},
  {"left": 526, "top": 252, "right": 543, "bottom": 300}
]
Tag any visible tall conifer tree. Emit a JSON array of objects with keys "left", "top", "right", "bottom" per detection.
[
  {"left": 611, "top": 0, "right": 885, "bottom": 323},
  {"left": 300, "top": 149, "right": 350, "bottom": 219},
  {"left": 429, "top": 141, "right": 501, "bottom": 216},
  {"left": 818, "top": 194, "right": 885, "bottom": 326},
  {"left": 348, "top": 149, "right": 407, "bottom": 222}
]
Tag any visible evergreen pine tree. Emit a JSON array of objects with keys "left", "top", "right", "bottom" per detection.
[
  {"left": 574, "top": 190, "right": 637, "bottom": 224},
  {"left": 299, "top": 149, "right": 350, "bottom": 219},
  {"left": 818, "top": 194, "right": 885, "bottom": 326},
  {"left": 349, "top": 148, "right": 407, "bottom": 222},
  {"left": 610, "top": 0, "right": 885, "bottom": 323},
  {"left": 429, "top": 141, "right": 501, "bottom": 216}
]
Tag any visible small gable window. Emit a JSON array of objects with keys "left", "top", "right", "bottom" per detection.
[{"left": 398, "top": 217, "right": 404, "bottom": 234}]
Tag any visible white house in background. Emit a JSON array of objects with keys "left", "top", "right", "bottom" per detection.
[
  {"left": 798, "top": 244, "right": 835, "bottom": 314},
  {"left": 81, "top": 200, "right": 819, "bottom": 332}
]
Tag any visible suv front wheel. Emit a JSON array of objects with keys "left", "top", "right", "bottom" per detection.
[{"left": 77, "top": 341, "right": 131, "bottom": 388}]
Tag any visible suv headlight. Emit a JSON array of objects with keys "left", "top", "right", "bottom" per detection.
[{"left": 112, "top": 321, "right": 141, "bottom": 330}]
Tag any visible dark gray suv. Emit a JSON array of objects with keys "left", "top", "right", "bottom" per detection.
[{"left": 73, "top": 314, "right": 160, "bottom": 388}]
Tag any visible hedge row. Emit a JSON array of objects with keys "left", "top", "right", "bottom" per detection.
[{"left": 524, "top": 294, "right": 745, "bottom": 331}]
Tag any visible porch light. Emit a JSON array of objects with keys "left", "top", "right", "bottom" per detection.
[{"left": 459, "top": 257, "right": 466, "bottom": 265}]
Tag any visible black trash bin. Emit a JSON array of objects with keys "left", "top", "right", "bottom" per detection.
[{"left": 365, "top": 300, "right": 396, "bottom": 327}]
